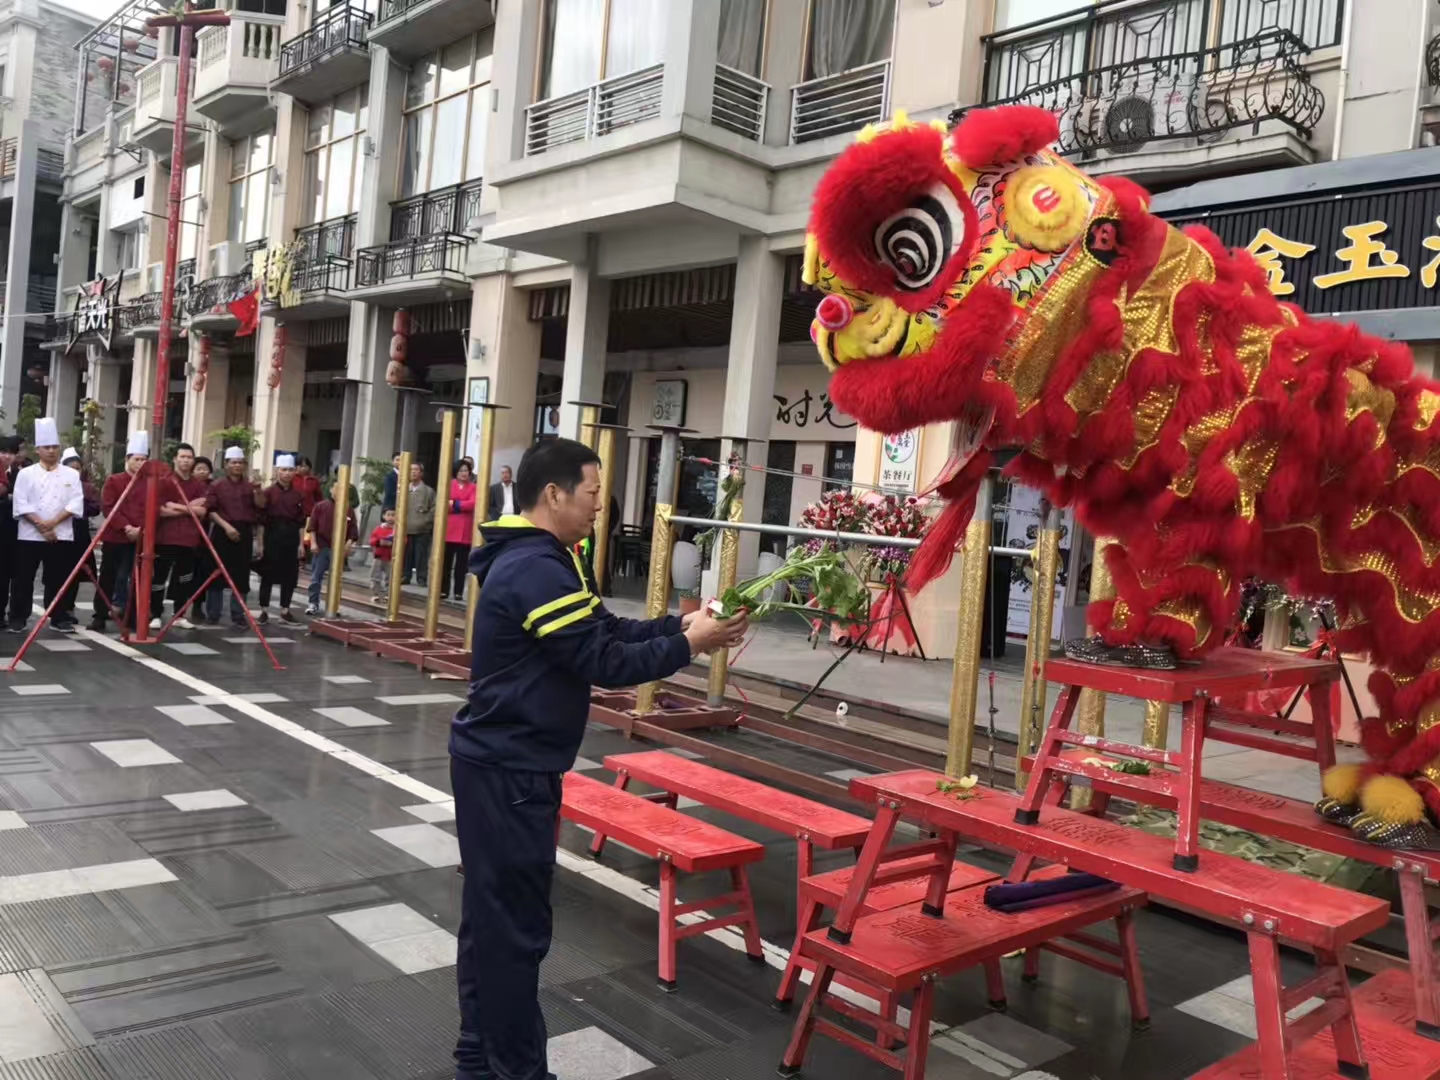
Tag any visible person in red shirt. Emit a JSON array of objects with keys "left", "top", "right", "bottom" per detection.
[
  {"left": 292, "top": 456, "right": 322, "bottom": 517},
  {"left": 90, "top": 432, "right": 151, "bottom": 633},
  {"left": 369, "top": 508, "right": 396, "bottom": 602},
  {"left": 306, "top": 476, "right": 358, "bottom": 614},
  {"left": 206, "top": 446, "right": 263, "bottom": 627},
  {"left": 256, "top": 455, "right": 306, "bottom": 624},
  {"left": 442, "top": 461, "right": 477, "bottom": 602},
  {"left": 151, "top": 442, "right": 213, "bottom": 629}
]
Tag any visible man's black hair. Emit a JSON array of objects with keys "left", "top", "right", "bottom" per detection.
[
  {"left": 516, "top": 438, "right": 601, "bottom": 511},
  {"left": 0, "top": 436, "right": 21, "bottom": 453},
  {"left": 298, "top": 455, "right": 312, "bottom": 468},
  {"left": 175, "top": 442, "right": 194, "bottom": 454}
]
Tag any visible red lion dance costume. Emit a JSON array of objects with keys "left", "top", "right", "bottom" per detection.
[{"left": 806, "top": 104, "right": 1440, "bottom": 847}]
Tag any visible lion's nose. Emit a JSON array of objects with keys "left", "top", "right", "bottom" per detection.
[{"left": 815, "top": 294, "right": 853, "bottom": 331}]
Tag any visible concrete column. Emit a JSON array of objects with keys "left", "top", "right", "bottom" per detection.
[
  {"left": 558, "top": 248, "right": 609, "bottom": 440},
  {"left": 761, "top": 0, "right": 807, "bottom": 145},
  {"left": 88, "top": 350, "right": 125, "bottom": 462},
  {"left": 128, "top": 338, "right": 157, "bottom": 440},
  {"left": 356, "top": 46, "right": 405, "bottom": 251},
  {"left": 185, "top": 338, "right": 230, "bottom": 455},
  {"left": 661, "top": 0, "right": 720, "bottom": 123},
  {"left": 350, "top": 301, "right": 399, "bottom": 464},
  {"left": 468, "top": 274, "right": 541, "bottom": 474},
  {"left": 251, "top": 320, "right": 307, "bottom": 467},
  {"left": 719, "top": 235, "right": 784, "bottom": 577},
  {"left": 490, "top": 0, "right": 543, "bottom": 165},
  {"left": 48, "top": 349, "right": 83, "bottom": 426},
  {"left": 56, "top": 201, "right": 97, "bottom": 301},
  {"left": 1334, "top": 0, "right": 1427, "bottom": 159},
  {"left": 0, "top": 119, "right": 39, "bottom": 423}
]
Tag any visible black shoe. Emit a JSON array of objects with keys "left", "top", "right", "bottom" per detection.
[
  {"left": 231, "top": 618, "right": 247, "bottom": 629},
  {"left": 279, "top": 609, "right": 298, "bottom": 625},
  {"left": 258, "top": 609, "right": 269, "bottom": 625},
  {"left": 52, "top": 619, "right": 77, "bottom": 634},
  {"left": 87, "top": 616, "right": 106, "bottom": 633},
  {"left": 6, "top": 623, "right": 25, "bottom": 635}
]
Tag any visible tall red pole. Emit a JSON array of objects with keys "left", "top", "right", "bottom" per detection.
[{"left": 133, "top": 6, "right": 226, "bottom": 641}]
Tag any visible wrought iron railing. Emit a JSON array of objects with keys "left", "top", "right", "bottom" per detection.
[
  {"left": 291, "top": 254, "right": 351, "bottom": 293},
  {"left": 982, "top": 0, "right": 1342, "bottom": 103},
  {"left": 375, "top": 0, "right": 434, "bottom": 27},
  {"left": 354, "top": 233, "right": 468, "bottom": 288},
  {"left": 712, "top": 64, "right": 769, "bottom": 141},
  {"left": 117, "top": 292, "right": 162, "bottom": 332},
  {"left": 177, "top": 257, "right": 197, "bottom": 284},
  {"left": 788, "top": 59, "right": 891, "bottom": 144},
  {"left": 295, "top": 213, "right": 357, "bottom": 262},
  {"left": 524, "top": 64, "right": 664, "bottom": 155},
  {"left": 278, "top": 4, "right": 371, "bottom": 78},
  {"left": 42, "top": 313, "right": 76, "bottom": 346},
  {"left": 388, "top": 180, "right": 482, "bottom": 242},
  {"left": 1429, "top": 30, "right": 1440, "bottom": 87},
  {"left": 961, "top": 29, "right": 1323, "bottom": 158},
  {"left": 188, "top": 270, "right": 255, "bottom": 317}
]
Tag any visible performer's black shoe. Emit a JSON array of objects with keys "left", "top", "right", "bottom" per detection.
[{"left": 1313, "top": 797, "right": 1361, "bottom": 827}]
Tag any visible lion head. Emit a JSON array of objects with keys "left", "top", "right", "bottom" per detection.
[{"left": 805, "top": 105, "right": 1114, "bottom": 439}]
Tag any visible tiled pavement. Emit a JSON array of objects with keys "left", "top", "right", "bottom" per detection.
[{"left": 0, "top": 608, "right": 1345, "bottom": 1078}]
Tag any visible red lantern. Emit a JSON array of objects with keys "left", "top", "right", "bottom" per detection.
[
  {"left": 192, "top": 333, "right": 210, "bottom": 392},
  {"left": 122, "top": 36, "right": 139, "bottom": 52},
  {"left": 96, "top": 55, "right": 114, "bottom": 72},
  {"left": 267, "top": 325, "right": 287, "bottom": 390},
  {"left": 386, "top": 309, "right": 411, "bottom": 387},
  {"left": 144, "top": 24, "right": 158, "bottom": 38}
]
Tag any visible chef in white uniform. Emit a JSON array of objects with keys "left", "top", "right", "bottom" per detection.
[{"left": 9, "top": 418, "right": 85, "bottom": 633}]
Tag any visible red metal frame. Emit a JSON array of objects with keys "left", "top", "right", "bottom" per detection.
[{"left": 8, "top": 467, "right": 283, "bottom": 671}]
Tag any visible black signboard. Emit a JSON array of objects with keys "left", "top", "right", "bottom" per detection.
[{"left": 1163, "top": 180, "right": 1440, "bottom": 315}]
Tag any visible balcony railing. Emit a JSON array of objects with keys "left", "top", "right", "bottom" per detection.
[
  {"left": 117, "top": 293, "right": 162, "bottom": 332},
  {"left": 1429, "top": 29, "right": 1440, "bottom": 87},
  {"left": 355, "top": 233, "right": 468, "bottom": 288},
  {"left": 296, "top": 213, "right": 358, "bottom": 262},
  {"left": 375, "top": 0, "right": 428, "bottom": 25},
  {"left": 983, "top": 0, "right": 1342, "bottom": 103},
  {"left": 138, "top": 63, "right": 164, "bottom": 108},
  {"left": 198, "top": 15, "right": 283, "bottom": 81},
  {"left": 278, "top": 4, "right": 371, "bottom": 78},
  {"left": 188, "top": 270, "right": 256, "bottom": 317},
  {"left": 291, "top": 254, "right": 351, "bottom": 293},
  {"left": 177, "top": 257, "right": 197, "bottom": 284},
  {"left": 962, "top": 29, "right": 1324, "bottom": 158},
  {"left": 712, "top": 64, "right": 769, "bottom": 141},
  {"left": 524, "top": 64, "right": 664, "bottom": 156},
  {"left": 788, "top": 59, "right": 891, "bottom": 144},
  {"left": 0, "top": 139, "right": 66, "bottom": 183},
  {"left": 388, "top": 180, "right": 483, "bottom": 242}
]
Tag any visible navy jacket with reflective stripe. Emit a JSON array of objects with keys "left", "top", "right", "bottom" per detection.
[{"left": 449, "top": 516, "right": 690, "bottom": 773}]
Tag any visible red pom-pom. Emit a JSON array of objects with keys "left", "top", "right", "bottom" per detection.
[{"left": 950, "top": 105, "right": 1059, "bottom": 167}]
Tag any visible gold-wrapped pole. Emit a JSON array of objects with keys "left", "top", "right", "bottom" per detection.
[
  {"left": 463, "top": 406, "right": 498, "bottom": 653},
  {"left": 1143, "top": 700, "right": 1171, "bottom": 749},
  {"left": 388, "top": 450, "right": 412, "bottom": 624},
  {"left": 706, "top": 443, "right": 745, "bottom": 707},
  {"left": 423, "top": 409, "right": 458, "bottom": 641},
  {"left": 581, "top": 405, "right": 598, "bottom": 450},
  {"left": 1072, "top": 536, "right": 1114, "bottom": 809},
  {"left": 635, "top": 428, "right": 682, "bottom": 716},
  {"left": 1015, "top": 504, "right": 1062, "bottom": 790},
  {"left": 945, "top": 476, "right": 992, "bottom": 779},
  {"left": 325, "top": 464, "right": 351, "bottom": 617},
  {"left": 593, "top": 425, "right": 618, "bottom": 596}
]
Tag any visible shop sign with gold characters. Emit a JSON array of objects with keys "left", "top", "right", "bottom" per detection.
[{"left": 252, "top": 242, "right": 304, "bottom": 309}]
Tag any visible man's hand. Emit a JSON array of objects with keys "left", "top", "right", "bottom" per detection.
[
  {"left": 123, "top": 525, "right": 140, "bottom": 541},
  {"left": 223, "top": 524, "right": 240, "bottom": 542},
  {"left": 683, "top": 607, "right": 749, "bottom": 656}
]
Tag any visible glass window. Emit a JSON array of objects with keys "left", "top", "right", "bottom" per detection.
[
  {"left": 303, "top": 85, "right": 368, "bottom": 225},
  {"left": 718, "top": 0, "right": 767, "bottom": 76},
  {"left": 806, "top": 0, "right": 896, "bottom": 79},
  {"left": 605, "top": 0, "right": 667, "bottom": 78},
  {"left": 541, "top": 0, "right": 603, "bottom": 98},
  {"left": 397, "top": 30, "right": 492, "bottom": 198},
  {"left": 180, "top": 160, "right": 203, "bottom": 262},
  {"left": 994, "top": 0, "right": 1090, "bottom": 31},
  {"left": 227, "top": 130, "right": 274, "bottom": 245}
]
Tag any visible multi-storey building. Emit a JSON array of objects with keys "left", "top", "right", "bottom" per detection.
[
  {"left": 45, "top": 0, "right": 1440, "bottom": 653},
  {"left": 0, "top": 0, "right": 92, "bottom": 427}
]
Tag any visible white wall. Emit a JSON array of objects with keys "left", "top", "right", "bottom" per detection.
[{"left": 625, "top": 363, "right": 857, "bottom": 445}]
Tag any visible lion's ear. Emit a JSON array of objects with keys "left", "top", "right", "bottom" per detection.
[{"left": 950, "top": 105, "right": 1059, "bottom": 167}]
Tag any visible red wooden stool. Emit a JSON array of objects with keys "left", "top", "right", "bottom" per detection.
[{"left": 1015, "top": 648, "right": 1341, "bottom": 871}]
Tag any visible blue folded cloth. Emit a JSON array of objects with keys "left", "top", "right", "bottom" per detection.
[{"left": 983, "top": 872, "right": 1119, "bottom": 913}]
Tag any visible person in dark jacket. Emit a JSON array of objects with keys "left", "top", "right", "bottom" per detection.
[
  {"left": 0, "top": 436, "right": 24, "bottom": 629},
  {"left": 56, "top": 447, "right": 100, "bottom": 627},
  {"left": 381, "top": 452, "right": 401, "bottom": 511},
  {"left": 449, "top": 438, "right": 746, "bottom": 1080}
]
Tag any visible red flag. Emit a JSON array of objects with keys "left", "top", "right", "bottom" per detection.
[{"left": 228, "top": 289, "right": 260, "bottom": 336}]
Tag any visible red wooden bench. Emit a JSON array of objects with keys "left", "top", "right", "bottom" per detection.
[
  {"left": 1018, "top": 649, "right": 1340, "bottom": 871},
  {"left": 561, "top": 771, "right": 765, "bottom": 989},
  {"left": 778, "top": 868, "right": 1148, "bottom": 1079},
  {"left": 591, "top": 750, "right": 873, "bottom": 912},
  {"left": 1026, "top": 746, "right": 1440, "bottom": 1039},
  {"left": 839, "top": 771, "right": 1388, "bottom": 1080}
]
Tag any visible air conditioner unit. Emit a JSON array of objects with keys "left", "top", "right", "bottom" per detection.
[
  {"left": 208, "top": 240, "right": 247, "bottom": 279},
  {"left": 1064, "top": 70, "right": 1203, "bottom": 158}
]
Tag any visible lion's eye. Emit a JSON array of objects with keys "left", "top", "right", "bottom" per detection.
[{"left": 873, "top": 183, "right": 963, "bottom": 291}]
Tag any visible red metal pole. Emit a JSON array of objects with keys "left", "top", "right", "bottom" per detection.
[{"left": 133, "top": 13, "right": 200, "bottom": 643}]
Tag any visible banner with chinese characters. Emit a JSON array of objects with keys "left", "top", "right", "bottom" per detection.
[
  {"left": 879, "top": 429, "right": 921, "bottom": 493},
  {"left": 1163, "top": 179, "right": 1440, "bottom": 314}
]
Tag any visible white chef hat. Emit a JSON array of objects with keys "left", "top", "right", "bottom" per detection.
[
  {"left": 126, "top": 430, "right": 149, "bottom": 458},
  {"left": 275, "top": 454, "right": 295, "bottom": 469},
  {"left": 33, "top": 418, "right": 58, "bottom": 447},
  {"left": 224, "top": 446, "right": 245, "bottom": 462},
  {"left": 61, "top": 447, "right": 80, "bottom": 464}
]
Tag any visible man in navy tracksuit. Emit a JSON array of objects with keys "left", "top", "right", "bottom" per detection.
[{"left": 450, "top": 437, "right": 747, "bottom": 1080}]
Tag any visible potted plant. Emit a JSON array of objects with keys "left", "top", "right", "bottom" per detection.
[{"left": 677, "top": 586, "right": 702, "bottom": 617}]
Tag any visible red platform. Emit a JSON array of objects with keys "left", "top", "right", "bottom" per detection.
[
  {"left": 587, "top": 689, "right": 738, "bottom": 737},
  {"left": 369, "top": 634, "right": 467, "bottom": 666},
  {"left": 309, "top": 618, "right": 413, "bottom": 645},
  {"left": 1195, "top": 969, "right": 1440, "bottom": 1079},
  {"left": 421, "top": 650, "right": 471, "bottom": 678},
  {"left": 1020, "top": 648, "right": 1341, "bottom": 871}
]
